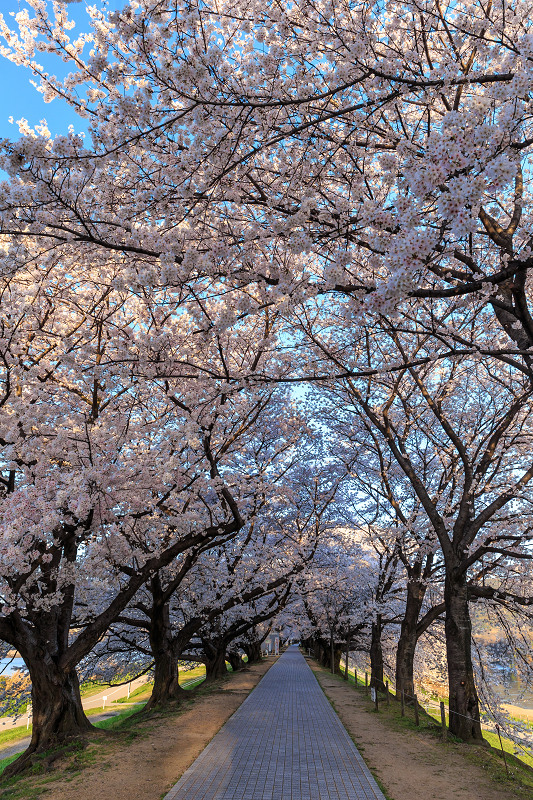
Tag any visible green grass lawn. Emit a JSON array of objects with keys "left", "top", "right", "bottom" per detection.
[{"left": 0, "top": 724, "right": 31, "bottom": 750}]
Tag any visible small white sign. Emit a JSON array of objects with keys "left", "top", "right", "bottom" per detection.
[{"left": 370, "top": 687, "right": 376, "bottom": 703}]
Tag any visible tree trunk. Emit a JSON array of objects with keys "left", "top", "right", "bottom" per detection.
[
  {"left": 204, "top": 646, "right": 228, "bottom": 681},
  {"left": 444, "top": 574, "right": 483, "bottom": 741},
  {"left": 145, "top": 599, "right": 186, "bottom": 710},
  {"left": 344, "top": 637, "right": 350, "bottom": 681},
  {"left": 243, "top": 640, "right": 263, "bottom": 664},
  {"left": 370, "top": 615, "right": 385, "bottom": 692},
  {"left": 227, "top": 650, "right": 244, "bottom": 672},
  {"left": 395, "top": 581, "right": 425, "bottom": 699},
  {"left": 3, "top": 661, "right": 92, "bottom": 778}
]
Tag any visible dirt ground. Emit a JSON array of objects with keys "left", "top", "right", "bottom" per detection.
[
  {"left": 0, "top": 658, "right": 275, "bottom": 800},
  {"left": 2, "top": 654, "right": 532, "bottom": 800},
  {"left": 311, "top": 661, "right": 532, "bottom": 800}
]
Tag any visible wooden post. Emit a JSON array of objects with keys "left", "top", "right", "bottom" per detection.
[
  {"left": 386, "top": 681, "right": 390, "bottom": 705},
  {"left": 401, "top": 689, "right": 405, "bottom": 717},
  {"left": 354, "top": 666, "right": 357, "bottom": 686},
  {"left": 414, "top": 694, "right": 420, "bottom": 726},
  {"left": 365, "top": 672, "right": 369, "bottom": 694},
  {"left": 440, "top": 702, "right": 447, "bottom": 741}
]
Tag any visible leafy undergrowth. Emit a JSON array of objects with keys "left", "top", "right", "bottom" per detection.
[{"left": 321, "top": 664, "right": 533, "bottom": 800}]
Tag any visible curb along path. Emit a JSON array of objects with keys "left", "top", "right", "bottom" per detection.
[{"left": 164, "top": 646, "right": 386, "bottom": 800}]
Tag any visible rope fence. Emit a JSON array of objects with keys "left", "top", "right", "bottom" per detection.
[{"left": 336, "top": 658, "right": 533, "bottom": 768}]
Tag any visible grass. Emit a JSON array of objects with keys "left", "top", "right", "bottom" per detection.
[
  {"left": 321, "top": 661, "right": 533, "bottom": 798},
  {"left": 0, "top": 662, "right": 249, "bottom": 798},
  {"left": 341, "top": 662, "right": 533, "bottom": 771},
  {"left": 0, "top": 664, "right": 208, "bottom": 757},
  {"left": 0, "top": 755, "right": 18, "bottom": 775},
  {"left": 92, "top": 703, "right": 147, "bottom": 730},
  {"left": 0, "top": 725, "right": 31, "bottom": 751},
  {"left": 114, "top": 682, "right": 153, "bottom": 703}
]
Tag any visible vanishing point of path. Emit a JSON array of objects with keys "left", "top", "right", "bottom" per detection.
[{"left": 164, "top": 646, "right": 386, "bottom": 800}]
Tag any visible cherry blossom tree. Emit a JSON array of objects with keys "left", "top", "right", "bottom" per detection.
[
  {"left": 311, "top": 315, "right": 533, "bottom": 741},
  {"left": 1, "top": 0, "right": 532, "bottom": 372},
  {"left": 1, "top": 0, "right": 533, "bottom": 761},
  {"left": 0, "top": 246, "right": 305, "bottom": 774}
]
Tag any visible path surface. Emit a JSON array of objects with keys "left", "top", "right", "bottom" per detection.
[{"left": 164, "top": 646, "right": 385, "bottom": 800}]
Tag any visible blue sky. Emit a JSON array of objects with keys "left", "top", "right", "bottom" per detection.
[{"left": 0, "top": 0, "right": 123, "bottom": 140}]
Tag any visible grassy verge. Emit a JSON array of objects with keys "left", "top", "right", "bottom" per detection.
[
  {"left": 321, "top": 663, "right": 533, "bottom": 798},
  {"left": 0, "top": 726, "right": 30, "bottom": 751},
  {"left": 0, "top": 663, "right": 260, "bottom": 799},
  {"left": 0, "top": 665, "right": 208, "bottom": 756},
  {"left": 341, "top": 664, "right": 533, "bottom": 771}
]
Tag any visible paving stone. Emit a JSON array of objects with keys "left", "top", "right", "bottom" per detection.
[{"left": 163, "top": 646, "right": 386, "bottom": 800}]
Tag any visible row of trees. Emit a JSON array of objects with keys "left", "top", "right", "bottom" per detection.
[{"left": 0, "top": 0, "right": 532, "bottom": 774}]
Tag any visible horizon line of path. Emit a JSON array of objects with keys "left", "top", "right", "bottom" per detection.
[{"left": 164, "top": 645, "right": 386, "bottom": 800}]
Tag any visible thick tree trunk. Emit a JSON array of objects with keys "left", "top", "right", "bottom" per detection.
[
  {"left": 204, "top": 646, "right": 228, "bottom": 681},
  {"left": 227, "top": 650, "right": 244, "bottom": 672},
  {"left": 3, "top": 661, "right": 92, "bottom": 778},
  {"left": 243, "top": 640, "right": 263, "bottom": 664},
  {"left": 395, "top": 581, "right": 425, "bottom": 699},
  {"left": 445, "top": 574, "right": 483, "bottom": 741},
  {"left": 313, "top": 638, "right": 325, "bottom": 664},
  {"left": 145, "top": 599, "right": 186, "bottom": 710},
  {"left": 370, "top": 615, "right": 385, "bottom": 692}
]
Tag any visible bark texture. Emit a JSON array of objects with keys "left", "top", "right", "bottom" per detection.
[
  {"left": 369, "top": 616, "right": 385, "bottom": 692},
  {"left": 395, "top": 582, "right": 425, "bottom": 699},
  {"left": 445, "top": 574, "right": 483, "bottom": 741}
]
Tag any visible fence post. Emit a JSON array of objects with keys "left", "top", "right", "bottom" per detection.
[
  {"left": 414, "top": 694, "right": 420, "bottom": 726},
  {"left": 401, "top": 690, "right": 405, "bottom": 717},
  {"left": 365, "top": 672, "right": 369, "bottom": 694},
  {"left": 386, "top": 681, "right": 390, "bottom": 705},
  {"left": 440, "top": 702, "right": 447, "bottom": 741},
  {"left": 354, "top": 667, "right": 357, "bottom": 686}
]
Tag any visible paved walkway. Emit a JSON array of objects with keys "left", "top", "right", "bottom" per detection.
[{"left": 164, "top": 646, "right": 385, "bottom": 800}]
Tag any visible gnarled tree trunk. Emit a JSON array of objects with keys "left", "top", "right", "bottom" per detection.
[
  {"left": 4, "top": 655, "right": 92, "bottom": 778},
  {"left": 203, "top": 641, "right": 228, "bottom": 682},
  {"left": 227, "top": 649, "right": 244, "bottom": 672},
  {"left": 145, "top": 602, "right": 186, "bottom": 710},
  {"left": 242, "top": 640, "right": 262, "bottom": 664}
]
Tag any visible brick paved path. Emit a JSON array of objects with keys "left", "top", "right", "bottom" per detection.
[{"left": 163, "top": 646, "right": 386, "bottom": 800}]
